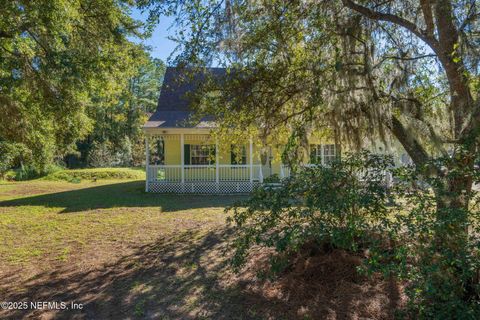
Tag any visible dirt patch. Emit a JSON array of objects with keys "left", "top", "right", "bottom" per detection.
[{"left": 235, "top": 247, "right": 406, "bottom": 320}]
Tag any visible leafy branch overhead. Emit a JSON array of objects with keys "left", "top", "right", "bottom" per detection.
[
  {"left": 0, "top": 0, "right": 164, "bottom": 171},
  {"left": 142, "top": 0, "right": 479, "bottom": 165}
]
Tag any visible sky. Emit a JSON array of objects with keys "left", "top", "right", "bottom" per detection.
[{"left": 129, "top": 8, "right": 178, "bottom": 63}]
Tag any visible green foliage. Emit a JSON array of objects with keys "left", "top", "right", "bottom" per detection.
[
  {"left": 13, "top": 165, "right": 40, "bottom": 181},
  {"left": 43, "top": 168, "right": 145, "bottom": 182},
  {"left": 117, "top": 137, "right": 133, "bottom": 167},
  {"left": 87, "top": 141, "right": 116, "bottom": 168},
  {"left": 0, "top": 0, "right": 148, "bottom": 171},
  {"left": 79, "top": 53, "right": 165, "bottom": 168},
  {"left": 228, "top": 151, "right": 393, "bottom": 273},
  {"left": 0, "top": 141, "right": 26, "bottom": 177},
  {"left": 262, "top": 174, "right": 281, "bottom": 184},
  {"left": 364, "top": 160, "right": 480, "bottom": 319},
  {"left": 85, "top": 137, "right": 139, "bottom": 168},
  {"left": 230, "top": 152, "right": 480, "bottom": 318},
  {"left": 11, "top": 163, "right": 63, "bottom": 181}
]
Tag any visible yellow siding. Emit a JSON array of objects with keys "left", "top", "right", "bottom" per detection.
[
  {"left": 164, "top": 138, "right": 181, "bottom": 165},
  {"left": 159, "top": 133, "right": 338, "bottom": 180}
]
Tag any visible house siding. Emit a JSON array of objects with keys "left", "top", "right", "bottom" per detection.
[{"left": 162, "top": 134, "right": 337, "bottom": 168}]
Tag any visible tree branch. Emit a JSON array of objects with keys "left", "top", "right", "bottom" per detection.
[
  {"left": 373, "top": 54, "right": 437, "bottom": 69},
  {"left": 420, "top": 0, "right": 435, "bottom": 37},
  {"left": 341, "top": 0, "right": 440, "bottom": 51},
  {"left": 388, "top": 115, "right": 431, "bottom": 166}
]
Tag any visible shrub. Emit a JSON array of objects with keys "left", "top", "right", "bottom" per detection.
[
  {"left": 44, "top": 168, "right": 144, "bottom": 182},
  {"left": 229, "top": 151, "right": 480, "bottom": 318},
  {"left": 116, "top": 137, "right": 133, "bottom": 167},
  {"left": 10, "top": 163, "right": 63, "bottom": 181},
  {"left": 87, "top": 138, "right": 136, "bottom": 168},
  {"left": 14, "top": 165, "right": 39, "bottom": 181},
  {"left": 364, "top": 161, "right": 480, "bottom": 319},
  {"left": 228, "top": 151, "right": 393, "bottom": 273},
  {"left": 263, "top": 173, "right": 281, "bottom": 184},
  {"left": 87, "top": 140, "right": 115, "bottom": 167},
  {"left": 0, "top": 142, "right": 26, "bottom": 178}
]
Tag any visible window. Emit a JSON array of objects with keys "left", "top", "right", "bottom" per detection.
[
  {"left": 230, "top": 145, "right": 247, "bottom": 165},
  {"left": 310, "top": 144, "right": 337, "bottom": 165},
  {"left": 323, "top": 144, "right": 336, "bottom": 164},
  {"left": 310, "top": 145, "right": 322, "bottom": 164},
  {"left": 189, "top": 145, "right": 215, "bottom": 165}
]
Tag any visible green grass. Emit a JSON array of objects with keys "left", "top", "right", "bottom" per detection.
[
  {"left": 0, "top": 176, "right": 238, "bottom": 265},
  {"left": 0, "top": 176, "right": 263, "bottom": 319},
  {"left": 0, "top": 173, "right": 401, "bottom": 319}
]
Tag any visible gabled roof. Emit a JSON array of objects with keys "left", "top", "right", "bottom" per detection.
[{"left": 144, "top": 67, "right": 226, "bottom": 129}]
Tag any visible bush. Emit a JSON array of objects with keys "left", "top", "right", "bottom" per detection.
[
  {"left": 0, "top": 142, "right": 26, "bottom": 178},
  {"left": 364, "top": 161, "right": 480, "bottom": 318},
  {"left": 87, "top": 138, "right": 136, "bottom": 168},
  {"left": 12, "top": 163, "right": 63, "bottom": 181},
  {"left": 116, "top": 137, "right": 133, "bottom": 167},
  {"left": 229, "top": 151, "right": 480, "bottom": 318},
  {"left": 228, "top": 151, "right": 393, "bottom": 274},
  {"left": 263, "top": 173, "right": 281, "bottom": 183},
  {"left": 87, "top": 141, "right": 115, "bottom": 168},
  {"left": 43, "top": 168, "right": 144, "bottom": 182},
  {"left": 14, "top": 165, "right": 39, "bottom": 181}
]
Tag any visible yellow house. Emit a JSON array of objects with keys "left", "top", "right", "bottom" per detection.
[{"left": 143, "top": 67, "right": 396, "bottom": 193}]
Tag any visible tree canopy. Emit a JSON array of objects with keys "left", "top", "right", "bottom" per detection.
[
  {"left": 0, "top": 0, "right": 152, "bottom": 171},
  {"left": 141, "top": 0, "right": 479, "bottom": 172}
]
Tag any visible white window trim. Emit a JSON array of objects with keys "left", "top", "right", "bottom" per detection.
[
  {"left": 231, "top": 145, "right": 247, "bottom": 165},
  {"left": 190, "top": 144, "right": 215, "bottom": 165},
  {"left": 311, "top": 144, "right": 336, "bottom": 165}
]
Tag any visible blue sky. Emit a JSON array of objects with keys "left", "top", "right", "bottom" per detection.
[{"left": 129, "top": 8, "right": 177, "bottom": 63}]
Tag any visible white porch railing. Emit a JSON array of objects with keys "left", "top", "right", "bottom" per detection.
[
  {"left": 147, "top": 165, "right": 264, "bottom": 183},
  {"left": 279, "top": 164, "right": 393, "bottom": 186},
  {"left": 218, "top": 165, "right": 249, "bottom": 181}
]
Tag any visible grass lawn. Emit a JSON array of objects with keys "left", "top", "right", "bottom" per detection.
[{"left": 0, "top": 172, "right": 403, "bottom": 319}]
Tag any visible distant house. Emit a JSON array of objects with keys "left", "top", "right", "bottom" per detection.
[{"left": 143, "top": 67, "right": 407, "bottom": 193}]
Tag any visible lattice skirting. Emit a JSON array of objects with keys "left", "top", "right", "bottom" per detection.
[{"left": 147, "top": 181, "right": 260, "bottom": 194}]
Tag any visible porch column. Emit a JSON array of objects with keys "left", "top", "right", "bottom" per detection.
[
  {"left": 145, "top": 135, "right": 149, "bottom": 192},
  {"left": 249, "top": 137, "right": 253, "bottom": 182},
  {"left": 215, "top": 138, "right": 219, "bottom": 183},
  {"left": 180, "top": 133, "right": 185, "bottom": 183},
  {"left": 321, "top": 144, "right": 325, "bottom": 166}
]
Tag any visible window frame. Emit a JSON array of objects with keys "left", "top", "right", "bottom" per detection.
[
  {"left": 310, "top": 144, "right": 336, "bottom": 165},
  {"left": 230, "top": 145, "right": 247, "bottom": 165},
  {"left": 323, "top": 144, "right": 336, "bottom": 165},
  {"left": 189, "top": 144, "right": 215, "bottom": 165}
]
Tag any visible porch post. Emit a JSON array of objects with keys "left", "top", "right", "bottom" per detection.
[
  {"left": 180, "top": 133, "right": 185, "bottom": 183},
  {"left": 215, "top": 138, "right": 219, "bottom": 183},
  {"left": 145, "top": 135, "right": 149, "bottom": 192},
  {"left": 321, "top": 144, "right": 325, "bottom": 166},
  {"left": 249, "top": 137, "right": 253, "bottom": 183}
]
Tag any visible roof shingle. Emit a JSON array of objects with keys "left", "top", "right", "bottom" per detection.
[{"left": 144, "top": 67, "right": 225, "bottom": 129}]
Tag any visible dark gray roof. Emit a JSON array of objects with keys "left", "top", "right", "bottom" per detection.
[{"left": 144, "top": 67, "right": 226, "bottom": 129}]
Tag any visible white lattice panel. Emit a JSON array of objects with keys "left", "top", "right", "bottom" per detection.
[{"left": 148, "top": 182, "right": 260, "bottom": 194}]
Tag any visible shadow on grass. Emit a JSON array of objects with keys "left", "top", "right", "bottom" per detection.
[
  {"left": 0, "top": 181, "right": 245, "bottom": 213},
  {"left": 0, "top": 225, "right": 403, "bottom": 319},
  {"left": 0, "top": 227, "right": 286, "bottom": 320}
]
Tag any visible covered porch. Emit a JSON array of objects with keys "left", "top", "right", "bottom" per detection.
[{"left": 145, "top": 130, "right": 264, "bottom": 193}]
